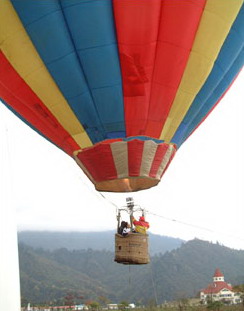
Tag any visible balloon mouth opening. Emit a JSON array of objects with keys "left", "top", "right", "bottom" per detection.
[
  {"left": 95, "top": 177, "right": 160, "bottom": 192},
  {"left": 74, "top": 138, "right": 176, "bottom": 192}
]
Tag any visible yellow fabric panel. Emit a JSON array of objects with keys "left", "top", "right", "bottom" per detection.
[
  {"left": 160, "top": 0, "right": 243, "bottom": 143},
  {"left": 0, "top": 0, "right": 92, "bottom": 149}
]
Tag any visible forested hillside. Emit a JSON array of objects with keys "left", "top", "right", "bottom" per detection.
[
  {"left": 19, "top": 239, "right": 244, "bottom": 306},
  {"left": 18, "top": 231, "right": 184, "bottom": 255}
]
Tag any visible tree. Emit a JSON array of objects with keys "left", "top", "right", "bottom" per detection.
[
  {"left": 21, "top": 296, "right": 29, "bottom": 308},
  {"left": 207, "top": 300, "right": 223, "bottom": 311},
  {"left": 64, "top": 293, "right": 75, "bottom": 310},
  {"left": 98, "top": 296, "right": 110, "bottom": 306},
  {"left": 86, "top": 301, "right": 100, "bottom": 311},
  {"left": 175, "top": 291, "right": 189, "bottom": 311},
  {"left": 177, "top": 298, "right": 189, "bottom": 311},
  {"left": 146, "top": 298, "right": 158, "bottom": 311}
]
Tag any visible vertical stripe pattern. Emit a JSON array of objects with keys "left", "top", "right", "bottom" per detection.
[
  {"left": 0, "top": 0, "right": 243, "bottom": 192},
  {"left": 74, "top": 139, "right": 176, "bottom": 192}
]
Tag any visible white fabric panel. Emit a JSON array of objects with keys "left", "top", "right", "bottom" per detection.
[
  {"left": 156, "top": 144, "right": 175, "bottom": 179},
  {"left": 111, "top": 141, "right": 128, "bottom": 178},
  {"left": 140, "top": 140, "right": 158, "bottom": 177}
]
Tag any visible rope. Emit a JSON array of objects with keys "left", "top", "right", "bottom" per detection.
[
  {"left": 149, "top": 261, "right": 158, "bottom": 305},
  {"left": 97, "top": 192, "right": 120, "bottom": 224},
  {"left": 82, "top": 189, "right": 244, "bottom": 245},
  {"left": 145, "top": 210, "right": 244, "bottom": 243},
  {"left": 128, "top": 264, "right": 131, "bottom": 286},
  {"left": 98, "top": 191, "right": 118, "bottom": 209},
  {"left": 76, "top": 175, "right": 120, "bottom": 215}
]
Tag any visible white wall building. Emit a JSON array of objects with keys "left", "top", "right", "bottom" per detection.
[
  {"left": 107, "top": 304, "right": 118, "bottom": 310},
  {"left": 200, "top": 268, "right": 242, "bottom": 305}
]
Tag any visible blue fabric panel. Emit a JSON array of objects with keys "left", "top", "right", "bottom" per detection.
[
  {"left": 180, "top": 49, "right": 244, "bottom": 147},
  {"left": 92, "top": 85, "right": 125, "bottom": 134},
  {"left": 123, "top": 136, "right": 164, "bottom": 144},
  {"left": 10, "top": 0, "right": 104, "bottom": 144},
  {"left": 106, "top": 131, "right": 126, "bottom": 139},
  {"left": 60, "top": 0, "right": 125, "bottom": 136},
  {"left": 172, "top": 5, "right": 244, "bottom": 147},
  {"left": 61, "top": 0, "right": 116, "bottom": 49},
  {"left": 11, "top": 0, "right": 125, "bottom": 143}
]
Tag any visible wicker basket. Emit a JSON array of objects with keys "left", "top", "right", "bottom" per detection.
[{"left": 114, "top": 233, "right": 150, "bottom": 265}]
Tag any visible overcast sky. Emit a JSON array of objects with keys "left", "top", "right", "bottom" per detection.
[{"left": 0, "top": 70, "right": 244, "bottom": 250}]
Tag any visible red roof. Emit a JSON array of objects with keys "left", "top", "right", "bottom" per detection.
[
  {"left": 202, "top": 281, "right": 233, "bottom": 294},
  {"left": 214, "top": 268, "right": 224, "bottom": 277}
]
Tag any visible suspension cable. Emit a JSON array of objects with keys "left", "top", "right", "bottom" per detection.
[
  {"left": 144, "top": 209, "right": 244, "bottom": 243},
  {"left": 85, "top": 189, "right": 244, "bottom": 245},
  {"left": 149, "top": 261, "right": 159, "bottom": 305}
]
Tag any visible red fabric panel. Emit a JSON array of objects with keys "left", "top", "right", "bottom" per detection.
[
  {"left": 113, "top": 0, "right": 162, "bottom": 136},
  {"left": 149, "top": 144, "right": 169, "bottom": 178},
  {"left": 0, "top": 52, "right": 79, "bottom": 155},
  {"left": 113, "top": 0, "right": 206, "bottom": 138},
  {"left": 160, "top": 147, "right": 176, "bottom": 178},
  {"left": 127, "top": 140, "right": 144, "bottom": 176},
  {"left": 77, "top": 144, "right": 117, "bottom": 182},
  {"left": 146, "top": 0, "right": 206, "bottom": 137}
]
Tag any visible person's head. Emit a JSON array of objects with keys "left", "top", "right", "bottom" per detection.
[
  {"left": 121, "top": 221, "right": 127, "bottom": 227},
  {"left": 126, "top": 223, "right": 131, "bottom": 228},
  {"left": 139, "top": 216, "right": 145, "bottom": 221}
]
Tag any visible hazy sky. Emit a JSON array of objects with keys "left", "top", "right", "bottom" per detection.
[{"left": 0, "top": 70, "right": 244, "bottom": 250}]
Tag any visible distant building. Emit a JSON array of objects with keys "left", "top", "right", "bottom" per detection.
[
  {"left": 107, "top": 303, "right": 135, "bottom": 310},
  {"left": 74, "top": 305, "right": 88, "bottom": 310},
  {"left": 200, "top": 268, "right": 242, "bottom": 305},
  {"left": 107, "top": 304, "right": 118, "bottom": 310},
  {"left": 128, "top": 304, "right": 136, "bottom": 309}
]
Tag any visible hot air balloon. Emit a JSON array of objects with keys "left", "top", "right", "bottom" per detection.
[{"left": 0, "top": 0, "right": 243, "bottom": 194}]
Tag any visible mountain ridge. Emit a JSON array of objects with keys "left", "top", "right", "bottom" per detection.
[
  {"left": 18, "top": 230, "right": 184, "bottom": 255},
  {"left": 18, "top": 237, "right": 244, "bottom": 305}
]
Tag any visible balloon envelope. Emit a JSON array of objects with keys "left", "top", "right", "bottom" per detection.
[{"left": 0, "top": 0, "right": 243, "bottom": 192}]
